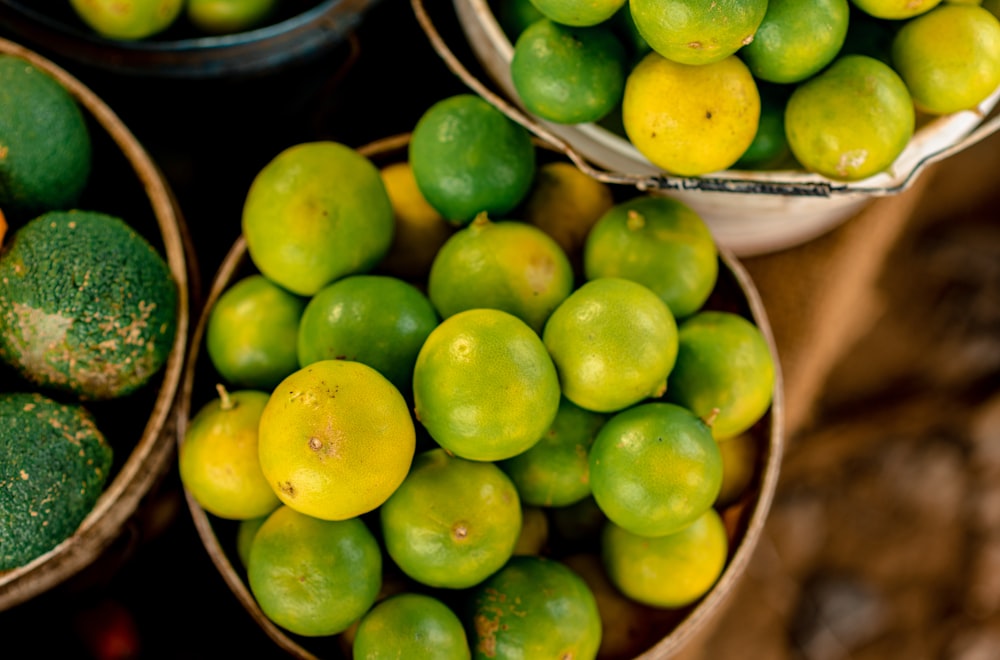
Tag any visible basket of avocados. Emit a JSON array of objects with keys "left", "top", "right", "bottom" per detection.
[
  {"left": 0, "top": 37, "right": 191, "bottom": 611},
  {"left": 175, "top": 99, "right": 784, "bottom": 658}
]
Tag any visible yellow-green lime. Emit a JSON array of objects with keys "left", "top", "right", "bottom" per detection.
[
  {"left": 851, "top": 0, "right": 942, "bottom": 19},
  {"left": 353, "top": 593, "right": 471, "bottom": 660},
  {"left": 257, "top": 359, "right": 416, "bottom": 521},
  {"left": 784, "top": 54, "right": 914, "bottom": 181},
  {"left": 890, "top": 4, "right": 1000, "bottom": 114},
  {"left": 465, "top": 555, "right": 602, "bottom": 659},
  {"left": 739, "top": 0, "right": 851, "bottom": 84},
  {"left": 622, "top": 52, "right": 761, "bottom": 176},
  {"left": 379, "top": 448, "right": 522, "bottom": 589},
  {"left": 665, "top": 310, "right": 776, "bottom": 440},
  {"left": 247, "top": 505, "right": 381, "bottom": 637},
  {"left": 427, "top": 213, "right": 574, "bottom": 334},
  {"left": 629, "top": 0, "right": 768, "bottom": 65},
  {"left": 236, "top": 514, "right": 269, "bottom": 569},
  {"left": 242, "top": 141, "right": 394, "bottom": 296},
  {"left": 601, "top": 507, "right": 729, "bottom": 608},
  {"left": 589, "top": 402, "right": 723, "bottom": 537},
  {"left": 186, "top": 0, "right": 276, "bottom": 34},
  {"left": 412, "top": 308, "right": 561, "bottom": 461},
  {"left": 511, "top": 19, "right": 628, "bottom": 124},
  {"left": 296, "top": 274, "right": 439, "bottom": 394},
  {"left": 733, "top": 82, "right": 793, "bottom": 170},
  {"left": 529, "top": 0, "right": 626, "bottom": 26},
  {"left": 716, "top": 432, "right": 758, "bottom": 507},
  {"left": 206, "top": 274, "right": 306, "bottom": 391},
  {"left": 69, "top": 0, "right": 183, "bottom": 40},
  {"left": 498, "top": 396, "right": 608, "bottom": 508},
  {"left": 542, "top": 277, "right": 678, "bottom": 413},
  {"left": 179, "top": 387, "right": 281, "bottom": 520},
  {"left": 409, "top": 94, "right": 536, "bottom": 225},
  {"left": 583, "top": 194, "right": 718, "bottom": 320}
]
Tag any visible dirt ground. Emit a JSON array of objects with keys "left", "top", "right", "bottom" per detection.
[{"left": 680, "top": 125, "right": 1000, "bottom": 660}]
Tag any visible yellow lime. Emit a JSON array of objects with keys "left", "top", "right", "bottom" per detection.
[
  {"left": 257, "top": 359, "right": 415, "bottom": 521},
  {"left": 739, "top": 0, "right": 851, "bottom": 84},
  {"left": 427, "top": 213, "right": 574, "bottom": 334},
  {"left": 601, "top": 508, "right": 729, "bottom": 608},
  {"left": 206, "top": 274, "right": 306, "bottom": 391},
  {"left": 665, "top": 310, "right": 776, "bottom": 440},
  {"left": 716, "top": 432, "right": 758, "bottom": 507},
  {"left": 377, "top": 160, "right": 455, "bottom": 281},
  {"left": 784, "top": 54, "right": 914, "bottom": 181},
  {"left": 629, "top": 0, "right": 768, "bottom": 65},
  {"left": 179, "top": 387, "right": 281, "bottom": 520},
  {"left": 498, "top": 396, "right": 608, "bottom": 507},
  {"left": 542, "top": 277, "right": 678, "bottom": 413},
  {"left": 589, "top": 402, "right": 723, "bottom": 537},
  {"left": 242, "top": 141, "right": 394, "bottom": 296},
  {"left": 583, "top": 194, "right": 718, "bottom": 320},
  {"left": 353, "top": 593, "right": 471, "bottom": 660},
  {"left": 247, "top": 505, "right": 381, "bottom": 637},
  {"left": 412, "top": 308, "right": 561, "bottom": 461},
  {"left": 891, "top": 4, "right": 1000, "bottom": 114},
  {"left": 511, "top": 19, "right": 628, "bottom": 124},
  {"left": 296, "top": 274, "right": 439, "bottom": 394},
  {"left": 379, "top": 448, "right": 522, "bottom": 589},
  {"left": 409, "top": 94, "right": 536, "bottom": 225},
  {"left": 622, "top": 52, "right": 761, "bottom": 176}
]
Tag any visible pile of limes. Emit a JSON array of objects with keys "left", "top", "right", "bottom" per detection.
[
  {"left": 496, "top": 0, "right": 1000, "bottom": 181},
  {"left": 179, "top": 94, "right": 777, "bottom": 659}
]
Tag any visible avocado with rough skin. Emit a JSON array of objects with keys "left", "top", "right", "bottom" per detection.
[
  {"left": 0, "top": 391, "right": 113, "bottom": 572},
  {"left": 0, "top": 210, "right": 178, "bottom": 400}
]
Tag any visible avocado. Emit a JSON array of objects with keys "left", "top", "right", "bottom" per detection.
[
  {"left": 0, "top": 210, "right": 178, "bottom": 400},
  {"left": 0, "top": 54, "right": 92, "bottom": 224},
  {"left": 0, "top": 391, "right": 113, "bottom": 572}
]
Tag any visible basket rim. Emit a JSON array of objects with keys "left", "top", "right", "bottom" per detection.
[{"left": 0, "top": 36, "right": 192, "bottom": 611}]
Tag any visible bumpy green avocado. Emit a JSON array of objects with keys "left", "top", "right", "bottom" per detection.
[
  {"left": 0, "top": 210, "right": 178, "bottom": 400},
  {"left": 0, "top": 391, "right": 113, "bottom": 572},
  {"left": 0, "top": 54, "right": 92, "bottom": 223}
]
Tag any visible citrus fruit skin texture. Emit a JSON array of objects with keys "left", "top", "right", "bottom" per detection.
[
  {"left": 499, "top": 396, "right": 608, "bottom": 508},
  {"left": 242, "top": 141, "right": 394, "bottom": 297},
  {"left": 247, "top": 505, "right": 382, "bottom": 637},
  {"left": 589, "top": 402, "right": 723, "bottom": 538},
  {"left": 622, "top": 52, "right": 761, "bottom": 176},
  {"left": 738, "top": 0, "right": 851, "bottom": 84},
  {"left": 69, "top": 0, "right": 184, "bottom": 40},
  {"left": 257, "top": 359, "right": 415, "bottom": 521},
  {"left": 427, "top": 214, "right": 574, "bottom": 334},
  {"left": 851, "top": 0, "right": 943, "bottom": 19},
  {"left": 529, "top": 0, "right": 627, "bottom": 26},
  {"left": 467, "top": 555, "right": 602, "bottom": 660},
  {"left": 583, "top": 195, "right": 718, "bottom": 320},
  {"left": 353, "top": 593, "right": 471, "bottom": 660},
  {"left": 379, "top": 448, "right": 522, "bottom": 590},
  {"left": 296, "top": 274, "right": 439, "bottom": 395},
  {"left": 784, "top": 54, "right": 914, "bottom": 182},
  {"left": 542, "top": 277, "right": 678, "bottom": 414},
  {"left": 206, "top": 274, "right": 306, "bottom": 391},
  {"left": 601, "top": 507, "right": 729, "bottom": 608},
  {"left": 409, "top": 94, "right": 536, "bottom": 225},
  {"left": 890, "top": 4, "right": 1000, "bottom": 115},
  {"left": 629, "top": 0, "right": 768, "bottom": 65},
  {"left": 511, "top": 19, "right": 628, "bottom": 125},
  {"left": 179, "top": 388, "right": 281, "bottom": 520},
  {"left": 377, "top": 161, "right": 455, "bottom": 281},
  {"left": 412, "top": 308, "right": 561, "bottom": 461},
  {"left": 665, "top": 310, "right": 776, "bottom": 440},
  {"left": 0, "top": 55, "right": 91, "bottom": 223}
]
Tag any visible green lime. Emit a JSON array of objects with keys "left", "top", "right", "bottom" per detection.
[
  {"left": 409, "top": 94, "right": 536, "bottom": 225},
  {"left": 353, "top": 593, "right": 471, "bottom": 660},
  {"left": 296, "top": 274, "right": 439, "bottom": 394},
  {"left": 629, "top": 0, "right": 768, "bottom": 65},
  {"left": 528, "top": 0, "right": 626, "bottom": 26},
  {"left": 733, "top": 82, "right": 793, "bottom": 170},
  {"left": 206, "top": 274, "right": 306, "bottom": 391},
  {"left": 511, "top": 18, "right": 628, "bottom": 125}
]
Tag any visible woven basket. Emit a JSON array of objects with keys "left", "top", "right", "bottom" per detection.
[
  {"left": 0, "top": 37, "right": 193, "bottom": 612},
  {"left": 174, "top": 132, "right": 785, "bottom": 659}
]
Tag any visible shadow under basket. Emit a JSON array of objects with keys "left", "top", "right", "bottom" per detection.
[
  {"left": 174, "top": 133, "right": 785, "bottom": 659},
  {"left": 0, "top": 37, "right": 193, "bottom": 612}
]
